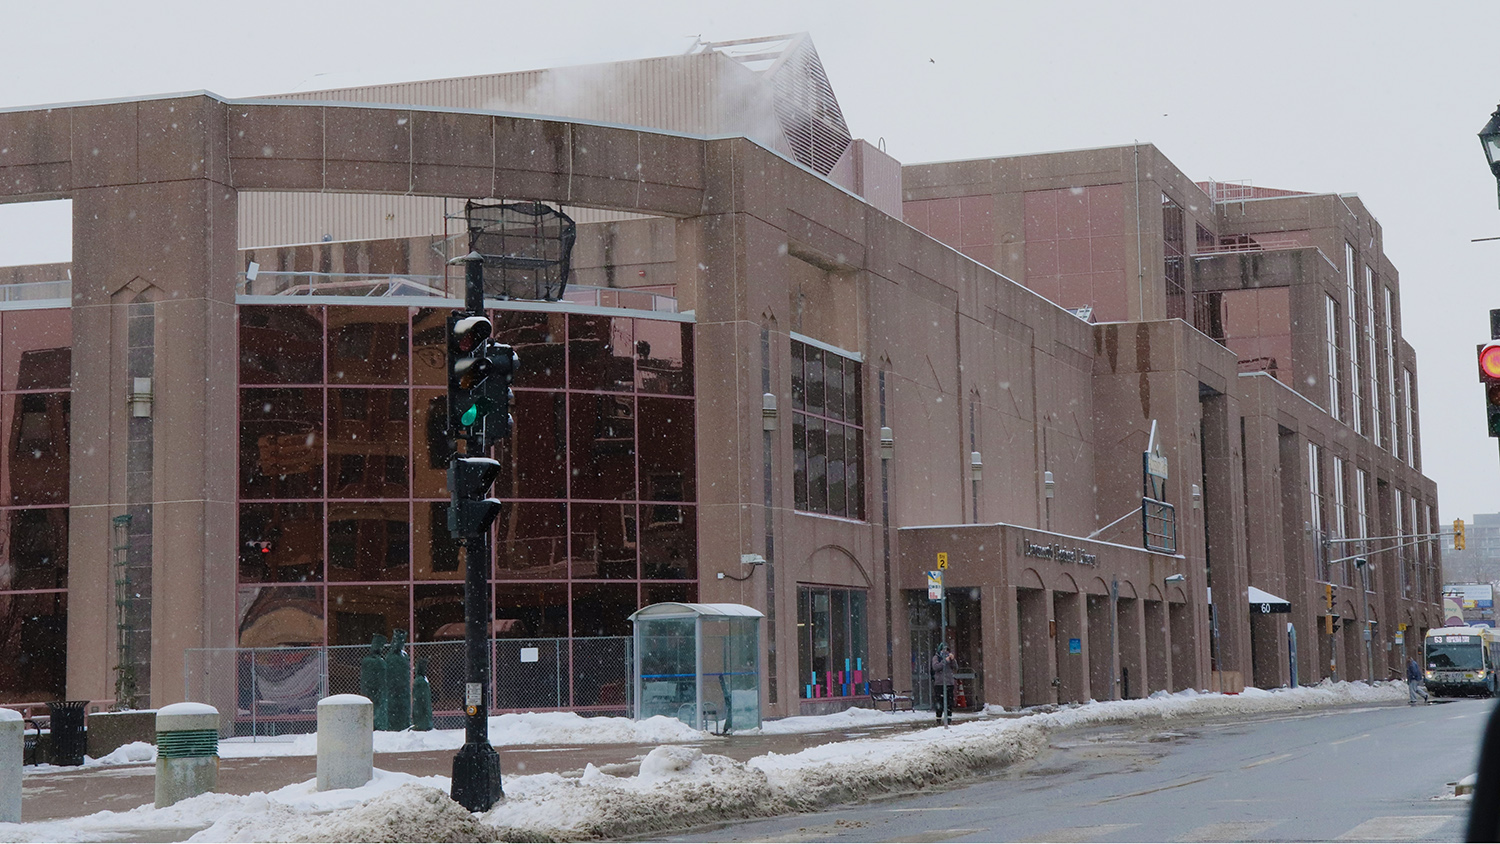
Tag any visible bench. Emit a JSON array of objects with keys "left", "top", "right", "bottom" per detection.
[{"left": 868, "top": 678, "right": 913, "bottom": 712}]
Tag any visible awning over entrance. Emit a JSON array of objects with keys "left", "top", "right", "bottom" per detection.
[{"left": 1248, "top": 586, "right": 1291, "bottom": 614}]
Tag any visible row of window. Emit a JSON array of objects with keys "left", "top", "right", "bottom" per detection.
[
  {"left": 242, "top": 306, "right": 692, "bottom": 396},
  {"left": 238, "top": 581, "right": 695, "bottom": 647},
  {"left": 240, "top": 387, "right": 693, "bottom": 503},
  {"left": 238, "top": 305, "right": 701, "bottom": 650},
  {"left": 1308, "top": 443, "right": 1435, "bottom": 599},
  {"left": 791, "top": 341, "right": 865, "bottom": 519},
  {"left": 1327, "top": 247, "right": 1415, "bottom": 467}
]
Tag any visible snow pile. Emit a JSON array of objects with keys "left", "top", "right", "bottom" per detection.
[
  {"left": 0, "top": 680, "right": 1408, "bottom": 842},
  {"left": 753, "top": 704, "right": 935, "bottom": 734},
  {"left": 87, "top": 741, "right": 156, "bottom": 766},
  {"left": 219, "top": 711, "right": 704, "bottom": 758}
]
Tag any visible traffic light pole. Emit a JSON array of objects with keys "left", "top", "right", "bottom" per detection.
[{"left": 450, "top": 254, "right": 503, "bottom": 812}]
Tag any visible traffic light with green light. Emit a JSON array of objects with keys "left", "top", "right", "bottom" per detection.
[
  {"left": 1482, "top": 342, "right": 1500, "bottom": 438},
  {"left": 447, "top": 313, "right": 494, "bottom": 437}
]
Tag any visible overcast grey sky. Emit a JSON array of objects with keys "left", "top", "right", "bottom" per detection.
[{"left": 0, "top": 0, "right": 1495, "bottom": 523}]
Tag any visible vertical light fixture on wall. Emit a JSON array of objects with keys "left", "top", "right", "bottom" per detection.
[
  {"left": 1044, "top": 470, "right": 1055, "bottom": 531},
  {"left": 969, "top": 451, "right": 983, "bottom": 524}
]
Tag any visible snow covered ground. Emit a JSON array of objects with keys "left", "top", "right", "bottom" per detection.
[{"left": 0, "top": 680, "right": 1410, "bottom": 842}]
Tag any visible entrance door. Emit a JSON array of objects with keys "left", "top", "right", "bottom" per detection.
[{"left": 905, "top": 588, "right": 984, "bottom": 710}]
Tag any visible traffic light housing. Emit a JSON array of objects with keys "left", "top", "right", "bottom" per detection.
[
  {"left": 478, "top": 344, "right": 517, "bottom": 440},
  {"left": 1481, "top": 342, "right": 1500, "bottom": 438},
  {"left": 448, "top": 313, "right": 494, "bottom": 437},
  {"left": 1326, "top": 613, "right": 1342, "bottom": 635},
  {"left": 1457, "top": 518, "right": 1468, "bottom": 551},
  {"left": 447, "top": 456, "right": 502, "bottom": 538}
]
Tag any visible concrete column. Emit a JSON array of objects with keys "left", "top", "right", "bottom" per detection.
[
  {"left": 317, "top": 695, "right": 374, "bottom": 791},
  {"left": 65, "top": 96, "right": 239, "bottom": 706},
  {"left": 1053, "top": 590, "right": 1083, "bottom": 703},
  {"left": 1145, "top": 598, "right": 1168, "bottom": 693},
  {"left": 155, "top": 703, "right": 219, "bottom": 808},
  {"left": 1086, "top": 593, "right": 1112, "bottom": 700},
  {"left": 0, "top": 709, "right": 21, "bottom": 822},
  {"left": 1017, "top": 587, "right": 1051, "bottom": 705},
  {"left": 1117, "top": 596, "right": 1144, "bottom": 699}
]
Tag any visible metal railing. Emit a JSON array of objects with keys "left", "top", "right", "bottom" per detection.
[
  {"left": 0, "top": 279, "right": 70, "bottom": 303},
  {"left": 185, "top": 636, "right": 632, "bottom": 738}
]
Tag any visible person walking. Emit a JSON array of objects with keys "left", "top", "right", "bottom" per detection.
[
  {"left": 1407, "top": 656, "right": 1430, "bottom": 705},
  {"left": 931, "top": 642, "right": 957, "bottom": 726}
]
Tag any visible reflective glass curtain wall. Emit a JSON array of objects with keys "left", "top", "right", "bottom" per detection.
[
  {"left": 0, "top": 308, "right": 70, "bottom": 703},
  {"left": 238, "top": 304, "right": 696, "bottom": 703}
]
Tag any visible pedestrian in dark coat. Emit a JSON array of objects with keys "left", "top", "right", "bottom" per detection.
[{"left": 931, "top": 642, "right": 957, "bottom": 726}]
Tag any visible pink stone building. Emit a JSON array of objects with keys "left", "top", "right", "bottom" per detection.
[{"left": 0, "top": 36, "right": 1438, "bottom": 725}]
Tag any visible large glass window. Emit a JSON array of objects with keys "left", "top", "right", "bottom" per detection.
[
  {"left": 791, "top": 340, "right": 864, "bottom": 519},
  {"left": 1332, "top": 456, "right": 1347, "bottom": 585},
  {"left": 1384, "top": 287, "right": 1398, "bottom": 455},
  {"left": 1355, "top": 468, "right": 1369, "bottom": 590},
  {"left": 1162, "top": 195, "right": 1187, "bottom": 321},
  {"left": 0, "top": 308, "right": 71, "bottom": 703},
  {"left": 1309, "top": 443, "right": 1326, "bottom": 582},
  {"left": 237, "top": 305, "right": 697, "bottom": 713},
  {"left": 1404, "top": 369, "right": 1416, "bottom": 468},
  {"left": 1325, "top": 295, "right": 1341, "bottom": 420},
  {"left": 1345, "top": 245, "right": 1362, "bottom": 435},
  {"left": 796, "top": 585, "right": 868, "bottom": 699},
  {"left": 1365, "top": 269, "right": 1380, "bottom": 444}
]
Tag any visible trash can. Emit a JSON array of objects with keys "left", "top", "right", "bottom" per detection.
[{"left": 46, "top": 701, "right": 88, "bottom": 766}]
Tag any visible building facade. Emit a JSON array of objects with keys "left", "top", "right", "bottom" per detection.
[{"left": 0, "top": 37, "right": 1440, "bottom": 720}]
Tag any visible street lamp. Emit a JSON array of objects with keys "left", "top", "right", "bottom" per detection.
[
  {"left": 1479, "top": 104, "right": 1500, "bottom": 207},
  {"left": 1164, "top": 573, "right": 1186, "bottom": 584}
]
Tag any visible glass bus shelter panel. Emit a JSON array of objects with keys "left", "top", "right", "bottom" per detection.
[
  {"left": 636, "top": 617, "right": 697, "bottom": 721},
  {"left": 702, "top": 617, "right": 760, "bottom": 732}
]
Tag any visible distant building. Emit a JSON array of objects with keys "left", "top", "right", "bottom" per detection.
[
  {"left": 0, "top": 34, "right": 1440, "bottom": 725},
  {"left": 1446, "top": 513, "right": 1500, "bottom": 583}
]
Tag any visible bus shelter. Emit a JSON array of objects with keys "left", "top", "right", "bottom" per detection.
[{"left": 629, "top": 602, "right": 762, "bottom": 734}]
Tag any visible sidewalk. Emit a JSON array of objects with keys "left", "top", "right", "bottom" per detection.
[
  {"left": 2, "top": 683, "right": 1415, "bottom": 842},
  {"left": 18, "top": 713, "right": 965, "bottom": 823}
]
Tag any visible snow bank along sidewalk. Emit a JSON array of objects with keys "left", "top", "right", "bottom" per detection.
[{"left": 0, "top": 680, "right": 1406, "bottom": 842}]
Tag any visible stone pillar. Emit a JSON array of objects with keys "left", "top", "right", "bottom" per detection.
[
  {"left": 317, "top": 695, "right": 374, "bottom": 791},
  {"left": 155, "top": 703, "right": 219, "bottom": 808},
  {"left": 66, "top": 96, "right": 239, "bottom": 706},
  {"left": 0, "top": 709, "right": 21, "bottom": 822}
]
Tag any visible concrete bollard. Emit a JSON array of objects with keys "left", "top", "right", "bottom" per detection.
[
  {"left": 0, "top": 709, "right": 21, "bottom": 822},
  {"left": 155, "top": 703, "right": 219, "bottom": 808},
  {"left": 317, "top": 694, "right": 373, "bottom": 791}
]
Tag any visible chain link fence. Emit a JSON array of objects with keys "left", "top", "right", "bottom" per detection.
[{"left": 185, "top": 637, "right": 632, "bottom": 738}]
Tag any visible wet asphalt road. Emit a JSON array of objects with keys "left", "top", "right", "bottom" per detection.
[{"left": 670, "top": 698, "right": 1492, "bottom": 843}]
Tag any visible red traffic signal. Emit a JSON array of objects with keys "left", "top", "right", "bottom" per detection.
[
  {"left": 1483, "top": 343, "right": 1500, "bottom": 438},
  {"left": 1482, "top": 342, "right": 1500, "bottom": 383}
]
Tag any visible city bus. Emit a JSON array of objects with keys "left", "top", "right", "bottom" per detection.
[{"left": 1423, "top": 626, "right": 1500, "bottom": 698}]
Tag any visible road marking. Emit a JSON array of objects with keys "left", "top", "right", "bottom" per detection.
[
  {"left": 1018, "top": 824, "right": 1136, "bottom": 842},
  {"left": 1243, "top": 752, "right": 1296, "bottom": 768},
  {"left": 887, "top": 807, "right": 966, "bottom": 812},
  {"left": 882, "top": 829, "right": 985, "bottom": 843},
  {"left": 1329, "top": 732, "right": 1369, "bottom": 746},
  {"left": 1177, "top": 820, "right": 1278, "bottom": 841},
  {"left": 1336, "top": 815, "right": 1452, "bottom": 840}
]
